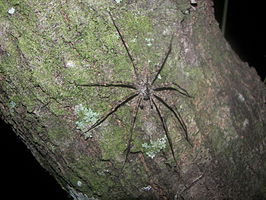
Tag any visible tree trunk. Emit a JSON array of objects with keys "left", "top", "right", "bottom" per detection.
[{"left": 0, "top": 0, "right": 265, "bottom": 199}]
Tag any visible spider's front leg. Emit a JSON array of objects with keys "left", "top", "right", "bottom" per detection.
[
  {"left": 151, "top": 34, "right": 174, "bottom": 85},
  {"left": 108, "top": 11, "right": 139, "bottom": 80},
  {"left": 74, "top": 81, "right": 137, "bottom": 90}
]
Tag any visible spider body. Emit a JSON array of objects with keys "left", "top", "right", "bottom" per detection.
[
  {"left": 74, "top": 11, "right": 192, "bottom": 168},
  {"left": 138, "top": 79, "right": 152, "bottom": 101}
]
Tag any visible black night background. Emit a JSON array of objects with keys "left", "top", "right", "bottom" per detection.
[{"left": 1, "top": 1, "right": 265, "bottom": 199}]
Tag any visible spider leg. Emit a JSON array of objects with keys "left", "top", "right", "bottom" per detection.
[
  {"left": 154, "top": 85, "right": 192, "bottom": 98},
  {"left": 149, "top": 98, "right": 153, "bottom": 109},
  {"left": 123, "top": 97, "right": 142, "bottom": 168},
  {"left": 151, "top": 34, "right": 174, "bottom": 85},
  {"left": 151, "top": 98, "right": 178, "bottom": 165},
  {"left": 153, "top": 94, "right": 192, "bottom": 146},
  {"left": 108, "top": 11, "right": 139, "bottom": 79},
  {"left": 172, "top": 82, "right": 193, "bottom": 98},
  {"left": 75, "top": 81, "right": 137, "bottom": 90},
  {"left": 84, "top": 93, "right": 139, "bottom": 134}
]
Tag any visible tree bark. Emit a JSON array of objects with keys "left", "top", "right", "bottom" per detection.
[{"left": 0, "top": 0, "right": 265, "bottom": 199}]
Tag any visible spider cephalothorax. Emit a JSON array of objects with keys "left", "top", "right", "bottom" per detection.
[
  {"left": 138, "top": 78, "right": 152, "bottom": 101},
  {"left": 74, "top": 11, "right": 192, "bottom": 167}
]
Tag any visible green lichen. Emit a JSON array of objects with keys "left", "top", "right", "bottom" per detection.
[
  {"left": 142, "top": 136, "right": 167, "bottom": 158},
  {"left": 145, "top": 37, "right": 154, "bottom": 47},
  {"left": 114, "top": 0, "right": 123, "bottom": 3},
  {"left": 8, "top": 101, "right": 16, "bottom": 113},
  {"left": 74, "top": 104, "right": 99, "bottom": 138},
  {"left": 68, "top": 186, "right": 92, "bottom": 200}
]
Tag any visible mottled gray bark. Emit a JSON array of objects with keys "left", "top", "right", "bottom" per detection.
[{"left": 0, "top": 0, "right": 265, "bottom": 199}]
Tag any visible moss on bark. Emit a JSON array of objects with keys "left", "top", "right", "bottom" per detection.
[{"left": 0, "top": 0, "right": 265, "bottom": 199}]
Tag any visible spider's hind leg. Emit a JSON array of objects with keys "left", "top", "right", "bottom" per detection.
[
  {"left": 84, "top": 93, "right": 138, "bottom": 134},
  {"left": 151, "top": 98, "right": 178, "bottom": 166},
  {"left": 154, "top": 82, "right": 193, "bottom": 98},
  {"left": 153, "top": 94, "right": 192, "bottom": 147},
  {"left": 122, "top": 97, "right": 142, "bottom": 169}
]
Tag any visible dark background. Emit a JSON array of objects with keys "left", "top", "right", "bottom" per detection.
[{"left": 1, "top": 1, "right": 265, "bottom": 199}]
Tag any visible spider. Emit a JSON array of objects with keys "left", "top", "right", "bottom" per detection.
[{"left": 74, "top": 12, "right": 192, "bottom": 167}]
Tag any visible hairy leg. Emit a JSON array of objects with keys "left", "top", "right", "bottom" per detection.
[
  {"left": 75, "top": 81, "right": 137, "bottom": 90},
  {"left": 154, "top": 84, "right": 192, "bottom": 98},
  {"left": 153, "top": 94, "right": 191, "bottom": 146},
  {"left": 108, "top": 11, "right": 139, "bottom": 79},
  {"left": 151, "top": 98, "right": 178, "bottom": 165},
  {"left": 151, "top": 34, "right": 173, "bottom": 85},
  {"left": 123, "top": 97, "right": 142, "bottom": 168},
  {"left": 84, "top": 93, "right": 139, "bottom": 135}
]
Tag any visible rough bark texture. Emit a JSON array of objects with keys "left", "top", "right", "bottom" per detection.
[{"left": 0, "top": 0, "right": 265, "bottom": 199}]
